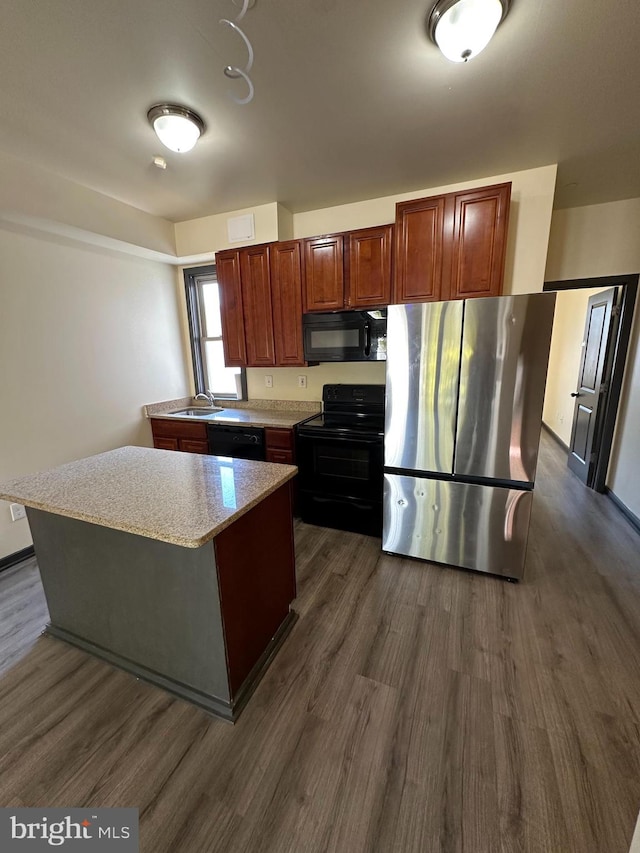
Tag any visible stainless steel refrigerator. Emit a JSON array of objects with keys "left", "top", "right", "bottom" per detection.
[{"left": 383, "top": 293, "right": 556, "bottom": 580}]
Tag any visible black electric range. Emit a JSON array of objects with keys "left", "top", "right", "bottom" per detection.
[{"left": 296, "top": 384, "right": 385, "bottom": 537}]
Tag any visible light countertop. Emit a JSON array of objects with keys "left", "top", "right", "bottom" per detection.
[
  {"left": 145, "top": 397, "right": 320, "bottom": 430},
  {"left": 0, "top": 446, "right": 297, "bottom": 548}
]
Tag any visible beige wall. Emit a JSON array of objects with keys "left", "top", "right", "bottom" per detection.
[
  {"left": 545, "top": 198, "right": 640, "bottom": 518},
  {"left": 247, "top": 363, "right": 386, "bottom": 402},
  {"left": 174, "top": 202, "right": 281, "bottom": 259},
  {"left": 543, "top": 288, "right": 608, "bottom": 444},
  {"left": 0, "top": 223, "right": 189, "bottom": 559},
  {"left": 0, "top": 149, "right": 176, "bottom": 258}
]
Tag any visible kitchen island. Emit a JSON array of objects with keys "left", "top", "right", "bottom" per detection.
[{"left": 0, "top": 447, "right": 298, "bottom": 721}]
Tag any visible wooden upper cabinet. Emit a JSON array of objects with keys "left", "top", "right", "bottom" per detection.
[
  {"left": 216, "top": 250, "right": 247, "bottom": 367},
  {"left": 347, "top": 225, "right": 393, "bottom": 308},
  {"left": 240, "top": 245, "right": 275, "bottom": 366},
  {"left": 304, "top": 235, "right": 345, "bottom": 312},
  {"left": 393, "top": 182, "right": 511, "bottom": 304},
  {"left": 393, "top": 196, "right": 447, "bottom": 303},
  {"left": 270, "top": 240, "right": 305, "bottom": 366},
  {"left": 448, "top": 182, "right": 511, "bottom": 300}
]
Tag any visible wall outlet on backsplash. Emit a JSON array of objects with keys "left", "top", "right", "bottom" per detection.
[
  {"left": 265, "top": 375, "right": 273, "bottom": 388},
  {"left": 297, "top": 375, "right": 307, "bottom": 388}
]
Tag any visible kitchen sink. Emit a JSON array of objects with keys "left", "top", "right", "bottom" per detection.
[{"left": 167, "top": 407, "right": 224, "bottom": 418}]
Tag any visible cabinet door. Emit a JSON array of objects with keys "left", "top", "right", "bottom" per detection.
[
  {"left": 270, "top": 241, "right": 305, "bottom": 366},
  {"left": 265, "top": 427, "right": 295, "bottom": 452},
  {"left": 304, "top": 235, "right": 344, "bottom": 312},
  {"left": 154, "top": 436, "right": 179, "bottom": 451},
  {"left": 216, "top": 250, "right": 247, "bottom": 367},
  {"left": 393, "top": 196, "right": 446, "bottom": 303},
  {"left": 347, "top": 225, "right": 393, "bottom": 308},
  {"left": 447, "top": 182, "right": 511, "bottom": 300},
  {"left": 240, "top": 245, "right": 276, "bottom": 366}
]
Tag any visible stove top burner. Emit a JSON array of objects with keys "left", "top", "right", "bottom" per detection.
[
  {"left": 299, "top": 412, "right": 384, "bottom": 437},
  {"left": 297, "top": 384, "right": 386, "bottom": 438}
]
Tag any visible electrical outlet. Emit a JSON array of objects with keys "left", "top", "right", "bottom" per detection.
[
  {"left": 10, "top": 503, "right": 26, "bottom": 522},
  {"left": 297, "top": 375, "right": 307, "bottom": 389},
  {"left": 265, "top": 375, "right": 273, "bottom": 388}
]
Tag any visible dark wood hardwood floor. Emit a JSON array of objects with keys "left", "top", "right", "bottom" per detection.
[{"left": 0, "top": 432, "right": 639, "bottom": 852}]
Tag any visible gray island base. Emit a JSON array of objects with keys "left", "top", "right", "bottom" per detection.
[{"left": 1, "top": 447, "right": 299, "bottom": 722}]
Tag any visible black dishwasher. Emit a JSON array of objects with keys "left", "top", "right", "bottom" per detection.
[{"left": 207, "top": 424, "right": 266, "bottom": 461}]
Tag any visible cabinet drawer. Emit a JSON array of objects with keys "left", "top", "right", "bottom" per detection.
[
  {"left": 151, "top": 418, "right": 208, "bottom": 440},
  {"left": 265, "top": 428, "right": 295, "bottom": 451},
  {"left": 266, "top": 449, "right": 294, "bottom": 465},
  {"left": 179, "top": 439, "right": 209, "bottom": 454}
]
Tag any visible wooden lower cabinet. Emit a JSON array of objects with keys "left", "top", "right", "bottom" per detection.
[
  {"left": 214, "top": 482, "right": 296, "bottom": 696},
  {"left": 265, "top": 427, "right": 295, "bottom": 465},
  {"left": 151, "top": 419, "right": 209, "bottom": 454}
]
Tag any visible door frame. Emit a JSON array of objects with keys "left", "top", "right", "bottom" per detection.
[{"left": 543, "top": 273, "right": 638, "bottom": 492}]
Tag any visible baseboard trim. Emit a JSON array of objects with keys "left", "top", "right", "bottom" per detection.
[
  {"left": 604, "top": 488, "right": 640, "bottom": 536},
  {"left": 0, "top": 546, "right": 35, "bottom": 574},
  {"left": 45, "top": 608, "right": 298, "bottom": 723},
  {"left": 541, "top": 422, "right": 569, "bottom": 452}
]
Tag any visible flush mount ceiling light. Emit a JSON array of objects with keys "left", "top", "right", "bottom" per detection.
[
  {"left": 428, "top": 0, "right": 511, "bottom": 63},
  {"left": 147, "top": 104, "right": 205, "bottom": 153}
]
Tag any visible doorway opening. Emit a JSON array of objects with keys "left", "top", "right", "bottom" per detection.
[{"left": 542, "top": 274, "right": 638, "bottom": 492}]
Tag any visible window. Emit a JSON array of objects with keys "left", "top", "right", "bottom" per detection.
[{"left": 184, "top": 265, "right": 246, "bottom": 399}]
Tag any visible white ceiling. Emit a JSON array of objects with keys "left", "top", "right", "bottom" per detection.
[{"left": 2, "top": 0, "right": 640, "bottom": 223}]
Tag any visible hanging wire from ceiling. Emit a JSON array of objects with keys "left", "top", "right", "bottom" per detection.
[{"left": 219, "top": 0, "right": 255, "bottom": 105}]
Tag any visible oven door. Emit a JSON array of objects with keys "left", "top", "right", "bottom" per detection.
[{"left": 296, "top": 430, "right": 383, "bottom": 501}]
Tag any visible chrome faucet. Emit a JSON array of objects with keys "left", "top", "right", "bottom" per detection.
[{"left": 195, "top": 390, "right": 215, "bottom": 406}]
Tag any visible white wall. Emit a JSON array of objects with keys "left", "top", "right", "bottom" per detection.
[
  {"left": 543, "top": 288, "right": 607, "bottom": 445},
  {"left": 0, "top": 223, "right": 189, "bottom": 559},
  {"left": 545, "top": 198, "right": 640, "bottom": 519}
]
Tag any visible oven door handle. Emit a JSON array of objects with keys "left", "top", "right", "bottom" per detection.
[
  {"left": 298, "top": 432, "right": 381, "bottom": 445},
  {"left": 310, "top": 495, "right": 375, "bottom": 510}
]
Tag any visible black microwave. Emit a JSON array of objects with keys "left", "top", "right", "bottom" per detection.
[{"left": 303, "top": 309, "right": 387, "bottom": 363}]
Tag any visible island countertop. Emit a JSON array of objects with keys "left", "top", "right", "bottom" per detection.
[{"left": 0, "top": 446, "right": 297, "bottom": 548}]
